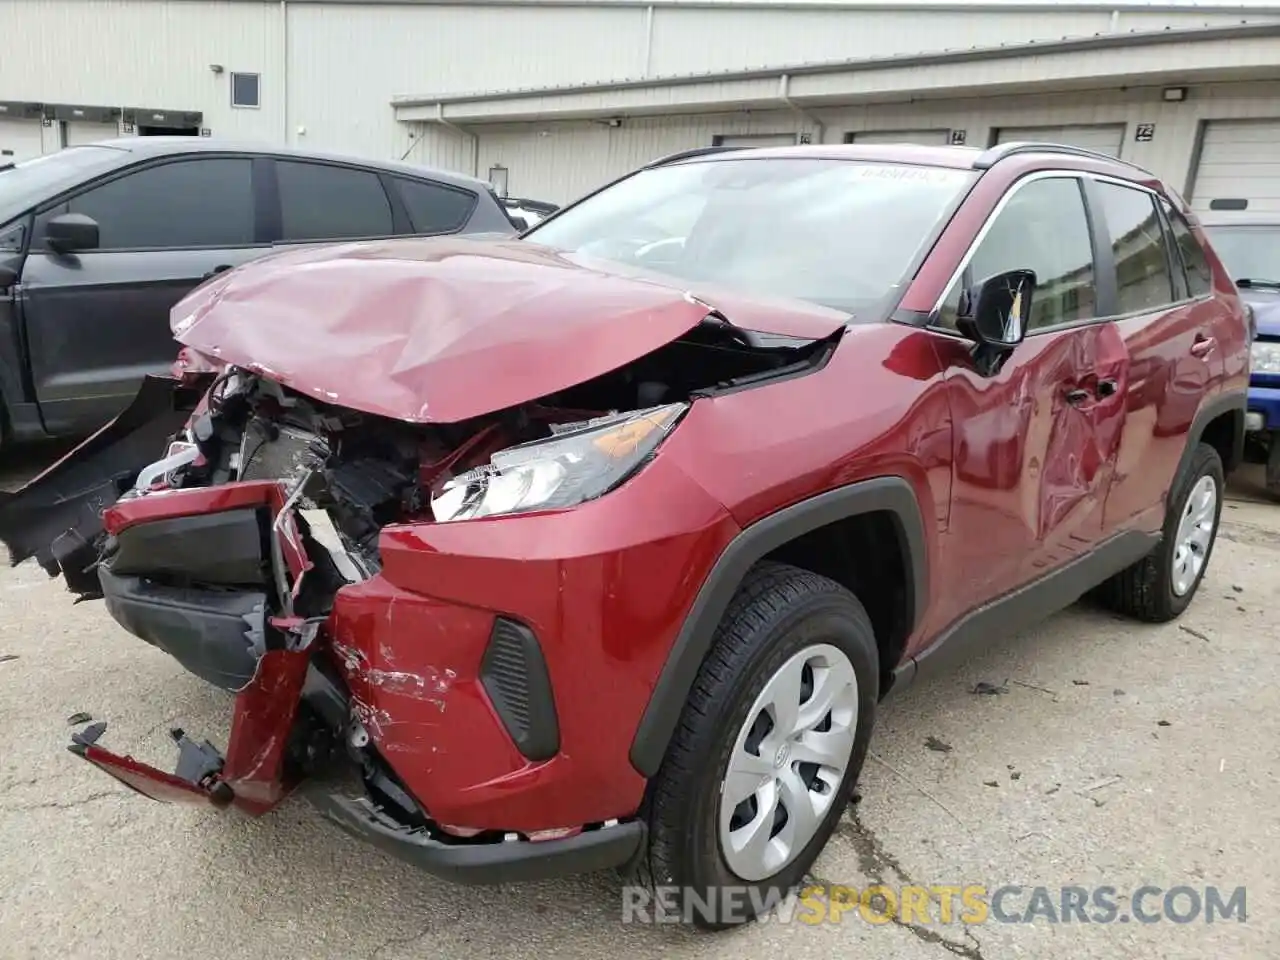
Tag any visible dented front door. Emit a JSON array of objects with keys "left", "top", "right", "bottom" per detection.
[{"left": 939, "top": 321, "right": 1128, "bottom": 606}]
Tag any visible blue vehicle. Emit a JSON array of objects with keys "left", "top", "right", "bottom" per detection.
[{"left": 1201, "top": 215, "right": 1280, "bottom": 497}]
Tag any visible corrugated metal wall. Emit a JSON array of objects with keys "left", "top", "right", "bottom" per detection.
[
  {"left": 2, "top": 0, "right": 1280, "bottom": 196},
  {"left": 475, "top": 112, "right": 810, "bottom": 200},
  {"left": 0, "top": 0, "right": 284, "bottom": 141},
  {"left": 644, "top": 5, "right": 1279, "bottom": 75},
  {"left": 473, "top": 80, "right": 1280, "bottom": 203}
]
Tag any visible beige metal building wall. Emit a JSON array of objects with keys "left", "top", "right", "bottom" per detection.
[
  {"left": 474, "top": 113, "right": 815, "bottom": 201},
  {"left": 457, "top": 79, "right": 1280, "bottom": 204},
  {"left": 643, "top": 2, "right": 1280, "bottom": 75},
  {"left": 6, "top": 0, "right": 1280, "bottom": 166},
  {"left": 0, "top": 0, "right": 284, "bottom": 143}
]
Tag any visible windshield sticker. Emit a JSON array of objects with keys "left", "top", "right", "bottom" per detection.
[{"left": 847, "top": 164, "right": 969, "bottom": 184}]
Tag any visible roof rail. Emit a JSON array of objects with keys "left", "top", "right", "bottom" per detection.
[
  {"left": 973, "top": 141, "right": 1152, "bottom": 175},
  {"left": 644, "top": 145, "right": 756, "bottom": 168}
]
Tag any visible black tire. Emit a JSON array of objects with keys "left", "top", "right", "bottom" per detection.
[
  {"left": 1266, "top": 432, "right": 1280, "bottom": 500},
  {"left": 642, "top": 561, "right": 879, "bottom": 930},
  {"left": 1096, "top": 442, "right": 1225, "bottom": 623}
]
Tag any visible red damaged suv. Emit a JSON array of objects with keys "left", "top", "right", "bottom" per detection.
[{"left": 0, "top": 142, "right": 1249, "bottom": 926}]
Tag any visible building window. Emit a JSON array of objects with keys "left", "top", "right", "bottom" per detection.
[
  {"left": 488, "top": 165, "right": 509, "bottom": 198},
  {"left": 231, "top": 73, "right": 260, "bottom": 109}
]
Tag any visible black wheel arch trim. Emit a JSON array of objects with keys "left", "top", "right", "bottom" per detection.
[
  {"left": 1170, "top": 388, "right": 1247, "bottom": 508},
  {"left": 628, "top": 475, "right": 928, "bottom": 779}
]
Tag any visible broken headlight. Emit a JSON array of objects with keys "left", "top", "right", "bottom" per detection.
[{"left": 430, "top": 403, "right": 687, "bottom": 522}]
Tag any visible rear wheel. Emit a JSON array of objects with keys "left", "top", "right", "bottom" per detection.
[
  {"left": 643, "top": 562, "right": 878, "bottom": 929},
  {"left": 1096, "top": 442, "right": 1224, "bottom": 622}
]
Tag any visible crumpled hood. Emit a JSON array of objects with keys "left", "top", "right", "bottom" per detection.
[
  {"left": 171, "top": 237, "right": 848, "bottom": 424},
  {"left": 1240, "top": 287, "right": 1280, "bottom": 339}
]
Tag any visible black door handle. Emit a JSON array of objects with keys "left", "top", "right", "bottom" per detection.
[
  {"left": 1065, "top": 388, "right": 1090, "bottom": 406},
  {"left": 201, "top": 264, "right": 233, "bottom": 281},
  {"left": 1096, "top": 377, "right": 1119, "bottom": 397}
]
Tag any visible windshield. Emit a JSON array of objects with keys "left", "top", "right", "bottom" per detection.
[
  {"left": 1203, "top": 224, "right": 1280, "bottom": 284},
  {"left": 524, "top": 158, "right": 977, "bottom": 314},
  {"left": 0, "top": 146, "right": 124, "bottom": 212}
]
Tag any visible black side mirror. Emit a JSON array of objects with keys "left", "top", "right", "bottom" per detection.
[
  {"left": 45, "top": 213, "right": 100, "bottom": 254},
  {"left": 954, "top": 268, "right": 1035, "bottom": 375}
]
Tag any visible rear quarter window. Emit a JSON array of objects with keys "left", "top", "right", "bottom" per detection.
[
  {"left": 1160, "top": 199, "right": 1213, "bottom": 297},
  {"left": 393, "top": 177, "right": 477, "bottom": 235}
]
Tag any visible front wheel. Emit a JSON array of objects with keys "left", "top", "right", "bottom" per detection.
[
  {"left": 1096, "top": 442, "right": 1225, "bottom": 622},
  {"left": 643, "top": 562, "right": 879, "bottom": 929}
]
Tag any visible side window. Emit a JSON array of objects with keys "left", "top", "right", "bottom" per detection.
[
  {"left": 393, "top": 177, "right": 476, "bottom": 235},
  {"left": 1160, "top": 198, "right": 1213, "bottom": 297},
  {"left": 936, "top": 177, "right": 1096, "bottom": 333},
  {"left": 0, "top": 220, "right": 25, "bottom": 253},
  {"left": 1092, "top": 181, "right": 1175, "bottom": 314},
  {"left": 37, "top": 159, "right": 255, "bottom": 250},
  {"left": 276, "top": 161, "right": 394, "bottom": 242}
]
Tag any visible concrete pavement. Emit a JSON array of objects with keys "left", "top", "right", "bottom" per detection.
[{"left": 1, "top": 456, "right": 1276, "bottom": 960}]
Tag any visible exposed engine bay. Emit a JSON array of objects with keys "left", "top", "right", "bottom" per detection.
[{"left": 121, "top": 317, "right": 837, "bottom": 595}]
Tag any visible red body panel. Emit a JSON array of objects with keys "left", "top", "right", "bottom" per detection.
[{"left": 333, "top": 455, "right": 739, "bottom": 830}]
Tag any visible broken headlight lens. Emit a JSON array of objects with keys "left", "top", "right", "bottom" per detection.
[{"left": 430, "top": 403, "right": 687, "bottom": 522}]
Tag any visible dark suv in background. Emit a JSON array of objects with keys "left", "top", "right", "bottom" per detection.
[
  {"left": 1199, "top": 214, "right": 1280, "bottom": 495},
  {"left": 0, "top": 138, "right": 516, "bottom": 448}
]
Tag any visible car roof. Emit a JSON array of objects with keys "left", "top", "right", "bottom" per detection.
[{"left": 58, "top": 137, "right": 493, "bottom": 191}]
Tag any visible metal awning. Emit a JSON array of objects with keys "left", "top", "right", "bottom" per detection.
[{"left": 392, "top": 21, "right": 1280, "bottom": 125}]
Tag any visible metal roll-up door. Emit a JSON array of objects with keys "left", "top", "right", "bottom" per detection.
[
  {"left": 712, "top": 133, "right": 798, "bottom": 148},
  {"left": 847, "top": 129, "right": 951, "bottom": 145},
  {"left": 1189, "top": 119, "right": 1280, "bottom": 217},
  {"left": 64, "top": 120, "right": 118, "bottom": 147},
  {"left": 994, "top": 124, "right": 1126, "bottom": 157},
  {"left": 0, "top": 118, "right": 44, "bottom": 162}
]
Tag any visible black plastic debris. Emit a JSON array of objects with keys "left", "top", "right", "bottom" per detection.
[
  {"left": 924, "top": 736, "right": 953, "bottom": 753},
  {"left": 972, "top": 681, "right": 1008, "bottom": 696}
]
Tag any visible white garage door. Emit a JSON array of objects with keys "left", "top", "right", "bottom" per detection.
[
  {"left": 847, "top": 129, "right": 951, "bottom": 145},
  {"left": 1189, "top": 119, "right": 1280, "bottom": 217},
  {"left": 995, "top": 124, "right": 1126, "bottom": 157},
  {"left": 714, "top": 133, "right": 798, "bottom": 148},
  {"left": 0, "top": 118, "right": 44, "bottom": 162},
  {"left": 64, "top": 120, "right": 117, "bottom": 147}
]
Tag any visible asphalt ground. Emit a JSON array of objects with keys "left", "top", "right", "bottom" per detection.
[{"left": 1, "top": 445, "right": 1276, "bottom": 960}]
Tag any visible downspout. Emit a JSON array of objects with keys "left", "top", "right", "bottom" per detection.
[
  {"left": 435, "top": 103, "right": 480, "bottom": 178},
  {"left": 779, "top": 73, "right": 825, "bottom": 145},
  {"left": 643, "top": 4, "right": 655, "bottom": 77},
  {"left": 280, "top": 0, "right": 289, "bottom": 144}
]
